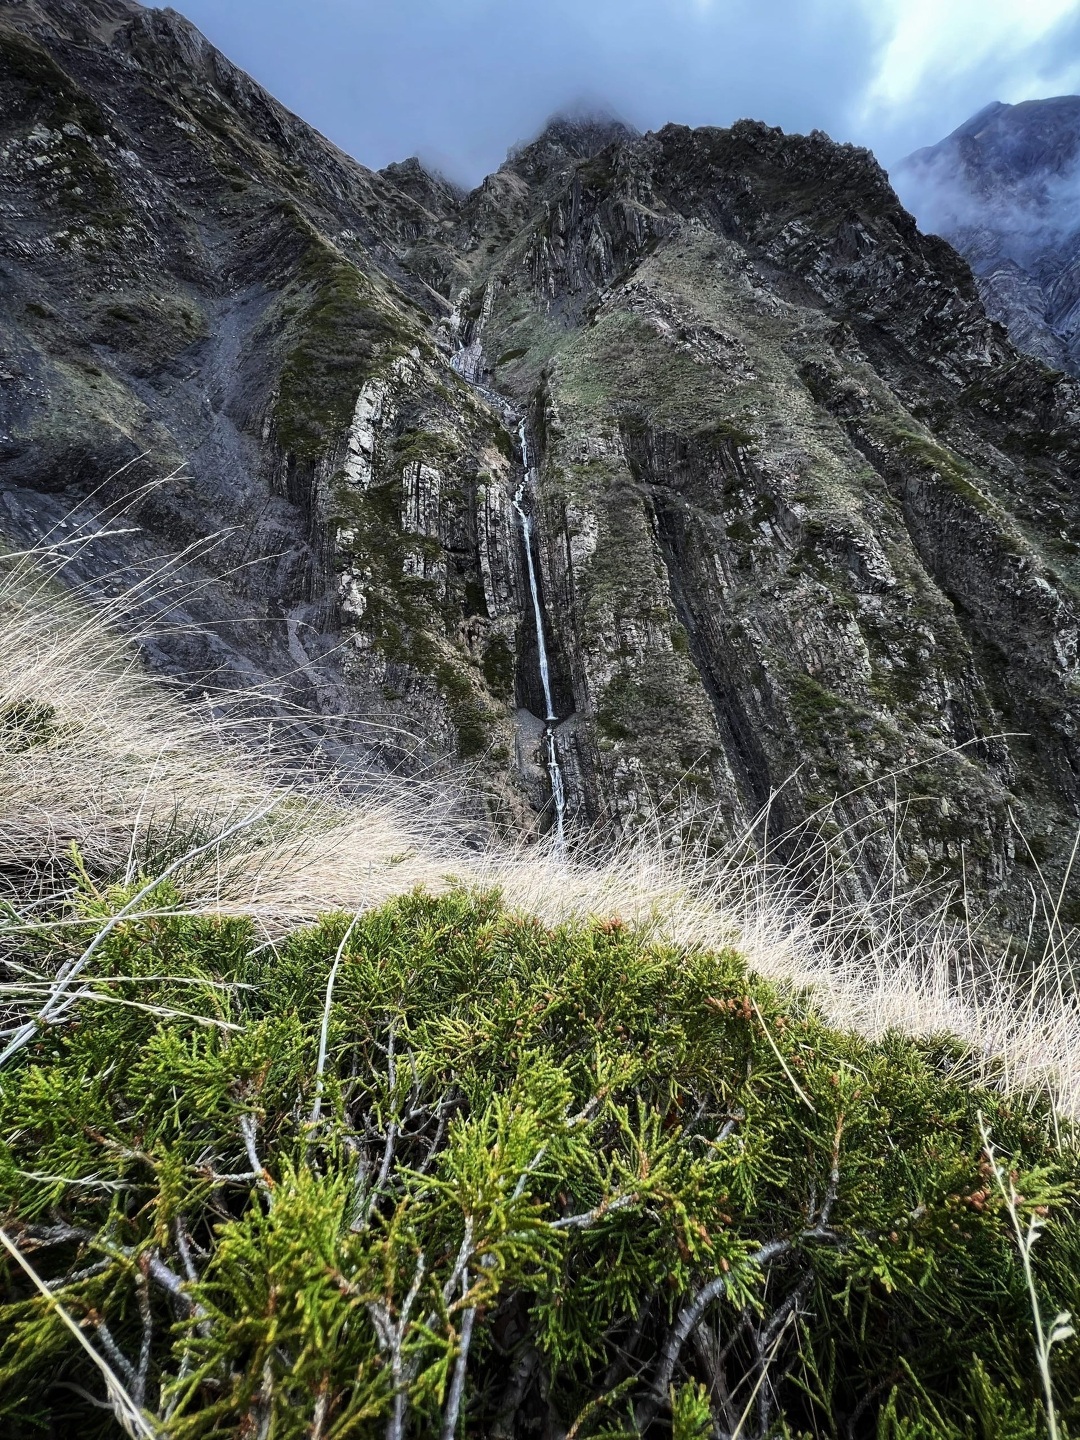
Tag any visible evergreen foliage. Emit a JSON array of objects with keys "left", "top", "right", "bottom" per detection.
[{"left": 0, "top": 880, "right": 1077, "bottom": 1437}]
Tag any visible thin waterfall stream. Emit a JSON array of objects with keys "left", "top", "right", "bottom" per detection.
[
  {"left": 512, "top": 419, "right": 567, "bottom": 852},
  {"left": 450, "top": 343, "right": 567, "bottom": 849}
]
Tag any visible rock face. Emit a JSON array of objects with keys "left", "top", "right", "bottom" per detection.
[
  {"left": 0, "top": 0, "right": 540, "bottom": 825},
  {"left": 893, "top": 98, "right": 1080, "bottom": 376},
  {"left": 3, "top": 0, "right": 1080, "bottom": 927}
]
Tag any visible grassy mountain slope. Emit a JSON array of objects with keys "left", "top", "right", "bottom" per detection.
[{"left": 2, "top": 539, "right": 1080, "bottom": 1437}]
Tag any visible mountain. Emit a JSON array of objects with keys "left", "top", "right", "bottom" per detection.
[
  {"left": 892, "top": 97, "right": 1080, "bottom": 375},
  {"left": 0, "top": 0, "right": 530, "bottom": 814},
  {"left": 3, "top": 0, "right": 1080, "bottom": 930}
]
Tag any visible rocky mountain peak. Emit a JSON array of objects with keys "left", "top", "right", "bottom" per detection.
[
  {"left": 503, "top": 107, "right": 639, "bottom": 186},
  {"left": 4, "top": 0, "right": 1080, "bottom": 941},
  {"left": 378, "top": 155, "right": 465, "bottom": 221},
  {"left": 906, "top": 96, "right": 1080, "bottom": 192},
  {"left": 1, "top": 0, "right": 142, "bottom": 45}
]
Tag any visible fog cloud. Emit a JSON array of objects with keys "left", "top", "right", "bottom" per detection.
[
  {"left": 147, "top": 0, "right": 1080, "bottom": 185},
  {"left": 891, "top": 95, "right": 1080, "bottom": 265}
]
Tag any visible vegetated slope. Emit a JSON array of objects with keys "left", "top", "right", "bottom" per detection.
[
  {"left": 6, "top": 547, "right": 1080, "bottom": 1123},
  {"left": 1, "top": 883, "right": 1078, "bottom": 1438},
  {"left": 0, "top": 0, "right": 529, "bottom": 814},
  {"left": 3, "top": 286, "right": 1080, "bottom": 1440},
  {"left": 892, "top": 98, "right": 1080, "bottom": 376},
  {"left": 5, "top": 545, "right": 1079, "bottom": 1107},
  {"left": 450, "top": 121, "right": 1080, "bottom": 932},
  {"left": 3, "top": 1, "right": 1080, "bottom": 931}
]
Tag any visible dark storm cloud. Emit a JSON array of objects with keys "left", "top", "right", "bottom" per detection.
[{"left": 147, "top": 0, "right": 1080, "bottom": 185}]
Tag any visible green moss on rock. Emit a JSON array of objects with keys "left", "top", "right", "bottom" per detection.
[
  {"left": 596, "top": 655, "right": 718, "bottom": 774},
  {"left": 481, "top": 632, "right": 516, "bottom": 700},
  {"left": 273, "top": 236, "right": 419, "bottom": 462},
  {"left": 871, "top": 420, "right": 999, "bottom": 516},
  {"left": 333, "top": 481, "right": 499, "bottom": 758}
]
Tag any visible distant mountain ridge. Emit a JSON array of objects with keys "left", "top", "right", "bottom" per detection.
[{"left": 893, "top": 96, "right": 1080, "bottom": 374}]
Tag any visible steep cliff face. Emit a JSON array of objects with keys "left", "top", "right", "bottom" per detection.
[
  {"left": 893, "top": 97, "right": 1080, "bottom": 376},
  {"left": 456, "top": 120, "right": 1080, "bottom": 921},
  {"left": 0, "top": 0, "right": 531, "bottom": 819},
  {"left": 3, "top": 1, "right": 1080, "bottom": 926}
]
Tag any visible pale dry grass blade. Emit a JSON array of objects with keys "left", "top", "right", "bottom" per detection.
[
  {"left": 979, "top": 1114, "right": 1074, "bottom": 1440},
  {"left": 3, "top": 516, "right": 1080, "bottom": 1120},
  {"left": 0, "top": 1227, "right": 159, "bottom": 1439}
]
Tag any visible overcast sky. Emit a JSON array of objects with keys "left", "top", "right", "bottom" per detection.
[{"left": 148, "top": 0, "right": 1080, "bottom": 185}]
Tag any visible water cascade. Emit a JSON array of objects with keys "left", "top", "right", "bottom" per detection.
[
  {"left": 451, "top": 336, "right": 568, "bottom": 849},
  {"left": 512, "top": 420, "right": 567, "bottom": 852}
]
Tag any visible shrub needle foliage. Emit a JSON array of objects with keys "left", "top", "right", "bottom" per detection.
[{"left": 1, "top": 879, "right": 1078, "bottom": 1438}]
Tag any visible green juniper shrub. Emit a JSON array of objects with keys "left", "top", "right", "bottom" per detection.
[{"left": 0, "top": 881, "right": 1077, "bottom": 1437}]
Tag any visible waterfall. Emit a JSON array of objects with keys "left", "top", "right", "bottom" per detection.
[
  {"left": 450, "top": 331, "right": 568, "bottom": 851},
  {"left": 513, "top": 422, "right": 555, "bottom": 722},
  {"left": 512, "top": 419, "right": 567, "bottom": 852}
]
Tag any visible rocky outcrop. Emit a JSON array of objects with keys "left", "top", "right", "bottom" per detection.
[
  {"left": 452, "top": 120, "right": 1080, "bottom": 920},
  {"left": 3, "top": 1, "right": 1080, "bottom": 927},
  {"left": 0, "top": 0, "right": 532, "bottom": 822},
  {"left": 893, "top": 97, "right": 1080, "bottom": 376}
]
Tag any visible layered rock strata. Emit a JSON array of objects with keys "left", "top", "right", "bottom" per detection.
[{"left": 3, "top": 1, "right": 1080, "bottom": 926}]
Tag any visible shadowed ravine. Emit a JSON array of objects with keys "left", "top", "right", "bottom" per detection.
[{"left": 513, "top": 418, "right": 569, "bottom": 852}]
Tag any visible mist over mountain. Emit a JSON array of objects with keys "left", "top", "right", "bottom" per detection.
[{"left": 892, "top": 96, "right": 1080, "bottom": 374}]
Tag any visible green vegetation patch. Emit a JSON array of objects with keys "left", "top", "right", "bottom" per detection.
[
  {"left": 0, "top": 33, "right": 130, "bottom": 230},
  {"left": 273, "top": 237, "right": 420, "bottom": 462},
  {"left": 0, "top": 884, "right": 1076, "bottom": 1437},
  {"left": 481, "top": 631, "right": 516, "bottom": 700},
  {"left": 0, "top": 700, "right": 57, "bottom": 754},
  {"left": 596, "top": 655, "right": 714, "bottom": 769},
  {"left": 331, "top": 462, "right": 500, "bottom": 758},
  {"left": 87, "top": 291, "right": 209, "bottom": 361},
  {"left": 556, "top": 309, "right": 746, "bottom": 436},
  {"left": 866, "top": 419, "right": 1000, "bottom": 518}
]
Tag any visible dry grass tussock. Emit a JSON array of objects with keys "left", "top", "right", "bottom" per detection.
[{"left": 3, "top": 527, "right": 1080, "bottom": 1118}]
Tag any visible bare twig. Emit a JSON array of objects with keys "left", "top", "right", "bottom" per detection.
[
  {"left": 95, "top": 1320, "right": 137, "bottom": 1391},
  {"left": 0, "top": 1226, "right": 159, "bottom": 1439},
  {"left": 239, "top": 1113, "right": 272, "bottom": 1205},
  {"left": 440, "top": 1268, "right": 477, "bottom": 1440},
  {"left": 440, "top": 1218, "right": 476, "bottom": 1309},
  {"left": 639, "top": 1238, "right": 794, "bottom": 1429},
  {"left": 551, "top": 1192, "right": 637, "bottom": 1230},
  {"left": 731, "top": 1305, "right": 798, "bottom": 1440},
  {"left": 368, "top": 1251, "right": 427, "bottom": 1440},
  {"left": 353, "top": 1023, "right": 399, "bottom": 1229},
  {"left": 134, "top": 1275, "right": 153, "bottom": 1407}
]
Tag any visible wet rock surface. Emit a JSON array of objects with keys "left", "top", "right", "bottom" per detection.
[{"left": 3, "top": 1, "right": 1080, "bottom": 924}]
